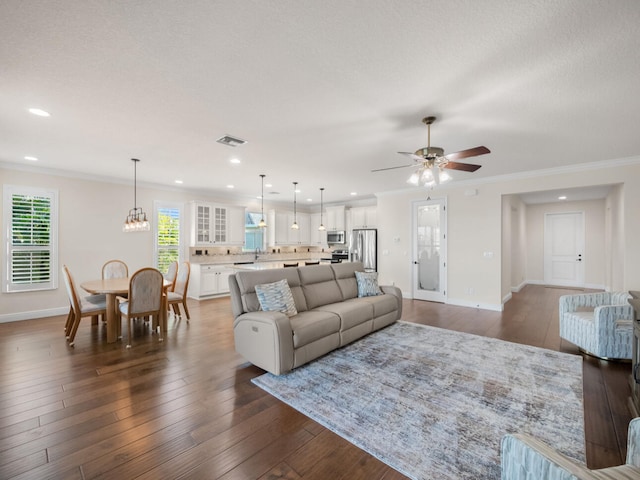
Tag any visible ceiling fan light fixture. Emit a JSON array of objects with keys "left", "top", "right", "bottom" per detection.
[{"left": 407, "top": 172, "right": 419, "bottom": 185}]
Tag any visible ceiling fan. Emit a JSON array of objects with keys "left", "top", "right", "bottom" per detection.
[{"left": 372, "top": 116, "right": 490, "bottom": 186}]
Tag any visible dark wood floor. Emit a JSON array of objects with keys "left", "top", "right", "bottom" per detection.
[{"left": 0, "top": 285, "right": 633, "bottom": 479}]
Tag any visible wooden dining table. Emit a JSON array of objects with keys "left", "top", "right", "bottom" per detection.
[{"left": 81, "top": 277, "right": 170, "bottom": 344}]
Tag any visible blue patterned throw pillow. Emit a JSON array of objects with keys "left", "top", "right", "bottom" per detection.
[
  {"left": 255, "top": 279, "right": 298, "bottom": 317},
  {"left": 355, "top": 271, "right": 382, "bottom": 297}
]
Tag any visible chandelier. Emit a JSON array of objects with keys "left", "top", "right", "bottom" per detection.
[{"left": 123, "top": 158, "right": 150, "bottom": 232}]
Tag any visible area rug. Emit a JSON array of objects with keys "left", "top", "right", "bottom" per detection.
[{"left": 252, "top": 321, "right": 585, "bottom": 480}]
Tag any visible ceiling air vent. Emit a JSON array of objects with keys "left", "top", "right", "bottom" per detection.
[{"left": 216, "top": 135, "right": 247, "bottom": 147}]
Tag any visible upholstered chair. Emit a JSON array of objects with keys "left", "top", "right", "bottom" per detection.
[
  {"left": 167, "top": 262, "right": 191, "bottom": 320},
  {"left": 559, "top": 291, "right": 633, "bottom": 360},
  {"left": 62, "top": 265, "right": 107, "bottom": 347},
  {"left": 102, "top": 259, "right": 128, "bottom": 279},
  {"left": 118, "top": 268, "right": 164, "bottom": 348},
  {"left": 501, "top": 417, "right": 640, "bottom": 479},
  {"left": 164, "top": 260, "right": 179, "bottom": 292}
]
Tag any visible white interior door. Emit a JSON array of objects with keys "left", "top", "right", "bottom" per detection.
[
  {"left": 544, "top": 212, "right": 585, "bottom": 287},
  {"left": 412, "top": 198, "right": 447, "bottom": 302}
]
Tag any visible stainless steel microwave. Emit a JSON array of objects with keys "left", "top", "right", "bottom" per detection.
[{"left": 327, "top": 231, "right": 346, "bottom": 244}]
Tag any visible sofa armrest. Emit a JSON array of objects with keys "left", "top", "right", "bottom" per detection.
[
  {"left": 380, "top": 285, "right": 403, "bottom": 319},
  {"left": 501, "top": 433, "right": 594, "bottom": 480},
  {"left": 233, "top": 311, "right": 294, "bottom": 375}
]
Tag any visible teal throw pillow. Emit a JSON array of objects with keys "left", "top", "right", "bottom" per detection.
[
  {"left": 255, "top": 279, "right": 298, "bottom": 317},
  {"left": 355, "top": 271, "right": 382, "bottom": 297}
]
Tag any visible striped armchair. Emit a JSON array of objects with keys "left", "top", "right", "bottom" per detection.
[
  {"left": 501, "top": 418, "right": 640, "bottom": 479},
  {"left": 559, "top": 292, "right": 633, "bottom": 360}
]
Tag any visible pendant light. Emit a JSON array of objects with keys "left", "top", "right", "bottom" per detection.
[
  {"left": 123, "top": 158, "right": 150, "bottom": 232},
  {"left": 318, "top": 187, "right": 326, "bottom": 231},
  {"left": 291, "top": 181, "right": 299, "bottom": 230},
  {"left": 258, "top": 174, "right": 267, "bottom": 228}
]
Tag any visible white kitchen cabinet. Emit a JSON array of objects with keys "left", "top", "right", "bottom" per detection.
[
  {"left": 190, "top": 202, "right": 245, "bottom": 246},
  {"left": 226, "top": 206, "right": 246, "bottom": 245},
  {"left": 268, "top": 210, "right": 312, "bottom": 246},
  {"left": 350, "top": 206, "right": 377, "bottom": 229},
  {"left": 188, "top": 264, "right": 233, "bottom": 299},
  {"left": 325, "top": 205, "right": 345, "bottom": 231},
  {"left": 310, "top": 213, "right": 328, "bottom": 247}
]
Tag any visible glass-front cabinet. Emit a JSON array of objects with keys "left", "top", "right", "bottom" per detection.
[{"left": 190, "top": 202, "right": 245, "bottom": 246}]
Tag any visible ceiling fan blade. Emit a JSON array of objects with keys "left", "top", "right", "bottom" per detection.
[
  {"left": 398, "top": 151, "right": 425, "bottom": 161},
  {"left": 444, "top": 161, "right": 482, "bottom": 172},
  {"left": 371, "top": 163, "right": 416, "bottom": 173},
  {"left": 444, "top": 146, "right": 490, "bottom": 162}
]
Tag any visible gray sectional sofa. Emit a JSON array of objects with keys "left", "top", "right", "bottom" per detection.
[{"left": 229, "top": 261, "right": 403, "bottom": 375}]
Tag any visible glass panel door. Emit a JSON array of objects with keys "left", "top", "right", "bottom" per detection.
[{"left": 413, "top": 198, "right": 446, "bottom": 302}]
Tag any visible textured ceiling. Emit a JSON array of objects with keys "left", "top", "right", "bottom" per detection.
[{"left": 1, "top": 1, "right": 640, "bottom": 205}]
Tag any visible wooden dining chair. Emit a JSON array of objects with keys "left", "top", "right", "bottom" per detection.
[
  {"left": 118, "top": 267, "right": 165, "bottom": 348},
  {"left": 164, "top": 261, "right": 179, "bottom": 292},
  {"left": 102, "top": 259, "right": 128, "bottom": 279},
  {"left": 62, "top": 265, "right": 107, "bottom": 347},
  {"left": 167, "top": 262, "right": 191, "bottom": 321}
]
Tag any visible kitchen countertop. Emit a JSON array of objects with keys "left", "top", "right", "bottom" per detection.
[{"left": 231, "top": 259, "right": 338, "bottom": 270}]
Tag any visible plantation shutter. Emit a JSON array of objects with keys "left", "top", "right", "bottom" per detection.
[
  {"left": 3, "top": 186, "right": 58, "bottom": 292},
  {"left": 155, "top": 205, "right": 182, "bottom": 273}
]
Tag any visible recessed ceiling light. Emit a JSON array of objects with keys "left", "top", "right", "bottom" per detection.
[
  {"left": 350, "top": 192, "right": 358, "bottom": 196},
  {"left": 558, "top": 196, "right": 567, "bottom": 200},
  {"left": 227, "top": 185, "right": 234, "bottom": 189},
  {"left": 265, "top": 183, "right": 272, "bottom": 188},
  {"left": 295, "top": 189, "right": 301, "bottom": 194},
  {"left": 230, "top": 158, "right": 241, "bottom": 164},
  {"left": 24, "top": 156, "right": 38, "bottom": 161},
  {"left": 28, "top": 108, "right": 50, "bottom": 117},
  {"left": 306, "top": 198, "right": 313, "bottom": 202},
  {"left": 175, "top": 179, "right": 183, "bottom": 184},
  {"left": 256, "top": 195, "right": 263, "bottom": 200}
]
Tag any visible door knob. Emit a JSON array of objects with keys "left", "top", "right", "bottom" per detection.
[{"left": 413, "top": 261, "right": 419, "bottom": 265}]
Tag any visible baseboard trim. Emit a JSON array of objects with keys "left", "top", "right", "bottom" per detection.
[
  {"left": 502, "top": 292, "right": 513, "bottom": 305},
  {"left": 511, "top": 281, "right": 527, "bottom": 293},
  {"left": 446, "top": 298, "right": 504, "bottom": 312},
  {"left": 0, "top": 306, "right": 68, "bottom": 323}
]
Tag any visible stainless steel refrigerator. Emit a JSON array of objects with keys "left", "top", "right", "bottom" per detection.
[{"left": 350, "top": 229, "right": 377, "bottom": 271}]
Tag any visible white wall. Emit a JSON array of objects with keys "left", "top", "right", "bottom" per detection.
[
  {"left": 377, "top": 159, "right": 640, "bottom": 311},
  {"left": 3, "top": 159, "right": 640, "bottom": 319},
  {"left": 0, "top": 167, "right": 255, "bottom": 321},
  {"left": 605, "top": 184, "right": 625, "bottom": 292},
  {"left": 524, "top": 199, "right": 606, "bottom": 288}
]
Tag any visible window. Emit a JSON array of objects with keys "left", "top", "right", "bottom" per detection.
[
  {"left": 244, "top": 212, "right": 265, "bottom": 251},
  {"left": 154, "top": 201, "right": 183, "bottom": 274},
  {"left": 3, "top": 185, "right": 58, "bottom": 292}
]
